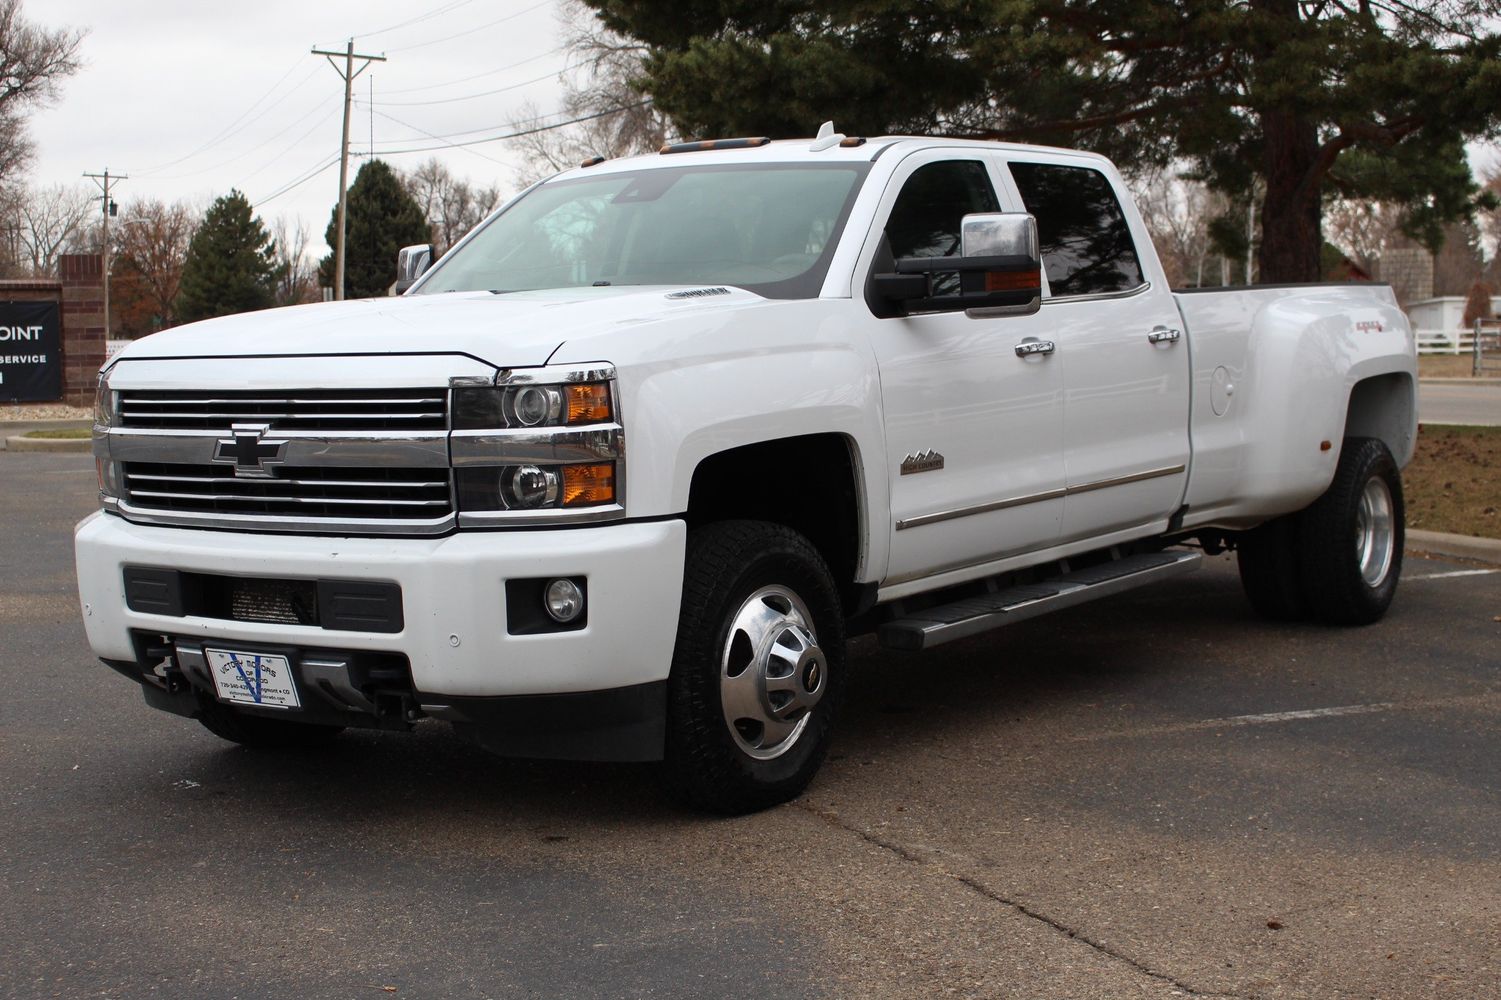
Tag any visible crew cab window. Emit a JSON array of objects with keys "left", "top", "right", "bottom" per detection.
[
  {"left": 1007, "top": 162, "right": 1144, "bottom": 297},
  {"left": 886, "top": 160, "right": 1000, "bottom": 259},
  {"left": 883, "top": 160, "right": 1000, "bottom": 297}
]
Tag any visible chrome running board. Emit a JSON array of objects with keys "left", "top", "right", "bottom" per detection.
[{"left": 877, "top": 550, "right": 1203, "bottom": 652}]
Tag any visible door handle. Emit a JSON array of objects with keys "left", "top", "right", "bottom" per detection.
[
  {"left": 1148, "top": 326, "right": 1181, "bottom": 345},
  {"left": 1015, "top": 339, "right": 1056, "bottom": 358}
]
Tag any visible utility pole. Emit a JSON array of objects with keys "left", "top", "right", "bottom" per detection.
[
  {"left": 84, "top": 169, "right": 126, "bottom": 336},
  {"left": 312, "top": 40, "right": 386, "bottom": 300}
]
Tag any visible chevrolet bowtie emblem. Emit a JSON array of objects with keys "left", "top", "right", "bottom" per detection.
[{"left": 213, "top": 423, "right": 288, "bottom": 479}]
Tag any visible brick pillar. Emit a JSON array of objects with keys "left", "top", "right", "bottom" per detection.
[{"left": 59, "top": 254, "right": 106, "bottom": 407}]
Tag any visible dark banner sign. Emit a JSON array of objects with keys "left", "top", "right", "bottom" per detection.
[{"left": 0, "top": 300, "right": 62, "bottom": 403}]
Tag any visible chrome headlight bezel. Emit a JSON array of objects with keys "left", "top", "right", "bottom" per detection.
[{"left": 449, "top": 364, "right": 625, "bottom": 526}]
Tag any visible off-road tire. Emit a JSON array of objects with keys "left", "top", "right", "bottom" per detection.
[
  {"left": 1298, "top": 437, "right": 1404, "bottom": 625},
  {"left": 665, "top": 520, "right": 845, "bottom": 814}
]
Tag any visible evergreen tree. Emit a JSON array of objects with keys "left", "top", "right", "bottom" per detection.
[
  {"left": 177, "top": 190, "right": 281, "bottom": 323},
  {"left": 320, "top": 159, "right": 429, "bottom": 299},
  {"left": 582, "top": 0, "right": 1501, "bottom": 282}
]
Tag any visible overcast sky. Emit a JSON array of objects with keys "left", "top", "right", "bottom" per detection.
[{"left": 29, "top": 0, "right": 572, "bottom": 259}]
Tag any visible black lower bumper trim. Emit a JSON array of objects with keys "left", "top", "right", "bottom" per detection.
[{"left": 422, "top": 681, "right": 667, "bottom": 763}]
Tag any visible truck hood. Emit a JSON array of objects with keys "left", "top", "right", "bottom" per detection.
[{"left": 111, "top": 286, "right": 767, "bottom": 370}]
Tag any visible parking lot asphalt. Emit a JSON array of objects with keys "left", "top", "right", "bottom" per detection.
[{"left": 3, "top": 452, "right": 1498, "bottom": 1000}]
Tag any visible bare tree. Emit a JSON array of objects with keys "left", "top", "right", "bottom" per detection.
[
  {"left": 270, "top": 215, "right": 318, "bottom": 306},
  {"left": 1478, "top": 163, "right": 1501, "bottom": 287},
  {"left": 1, "top": 181, "right": 93, "bottom": 276},
  {"left": 509, "top": 1, "right": 673, "bottom": 185},
  {"left": 1129, "top": 167, "right": 1221, "bottom": 288},
  {"left": 400, "top": 159, "right": 502, "bottom": 257},
  {"left": 110, "top": 198, "right": 197, "bottom": 336},
  {"left": 1324, "top": 198, "right": 1404, "bottom": 276},
  {"left": 0, "top": 0, "right": 84, "bottom": 184}
]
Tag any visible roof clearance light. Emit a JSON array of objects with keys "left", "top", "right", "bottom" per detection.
[{"left": 660, "top": 137, "right": 771, "bottom": 155}]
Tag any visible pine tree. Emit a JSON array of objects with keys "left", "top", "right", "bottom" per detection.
[
  {"left": 176, "top": 190, "right": 281, "bottom": 323},
  {"left": 582, "top": 0, "right": 1501, "bottom": 283},
  {"left": 320, "top": 159, "right": 430, "bottom": 299}
]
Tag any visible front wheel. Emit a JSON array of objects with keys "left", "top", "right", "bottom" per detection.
[
  {"left": 665, "top": 521, "right": 845, "bottom": 814},
  {"left": 1298, "top": 437, "right": 1405, "bottom": 625}
]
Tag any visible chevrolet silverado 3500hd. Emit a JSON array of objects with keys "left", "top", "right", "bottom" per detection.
[{"left": 76, "top": 129, "right": 1416, "bottom": 813}]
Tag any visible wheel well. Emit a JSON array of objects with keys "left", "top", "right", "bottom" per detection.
[
  {"left": 686, "top": 434, "right": 864, "bottom": 606},
  {"left": 1344, "top": 372, "right": 1416, "bottom": 466}
]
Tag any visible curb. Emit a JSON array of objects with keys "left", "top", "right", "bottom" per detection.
[
  {"left": 4, "top": 434, "right": 91, "bottom": 453},
  {"left": 0, "top": 419, "right": 93, "bottom": 453},
  {"left": 1419, "top": 377, "right": 1501, "bottom": 385},
  {"left": 1406, "top": 529, "right": 1501, "bottom": 565}
]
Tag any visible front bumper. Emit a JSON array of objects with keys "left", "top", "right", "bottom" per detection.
[{"left": 75, "top": 511, "right": 687, "bottom": 699}]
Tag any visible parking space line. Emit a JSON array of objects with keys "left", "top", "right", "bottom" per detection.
[
  {"left": 1404, "top": 569, "right": 1500, "bottom": 581},
  {"left": 1065, "top": 692, "right": 1501, "bottom": 744},
  {"left": 1212, "top": 703, "right": 1394, "bottom": 725}
]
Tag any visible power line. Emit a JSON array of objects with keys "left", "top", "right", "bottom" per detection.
[
  {"left": 363, "top": 107, "right": 509, "bottom": 166},
  {"left": 387, "top": 0, "right": 552, "bottom": 53},
  {"left": 353, "top": 100, "right": 594, "bottom": 141},
  {"left": 134, "top": 61, "right": 319, "bottom": 176},
  {"left": 351, "top": 0, "right": 483, "bottom": 40},
  {"left": 370, "top": 63, "right": 575, "bottom": 107},
  {"left": 233, "top": 101, "right": 344, "bottom": 190},
  {"left": 150, "top": 95, "right": 339, "bottom": 183},
  {"left": 367, "top": 100, "right": 652, "bottom": 156},
  {"left": 379, "top": 47, "right": 562, "bottom": 95},
  {"left": 253, "top": 152, "right": 341, "bottom": 207}
]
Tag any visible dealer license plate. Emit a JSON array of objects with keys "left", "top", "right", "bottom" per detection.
[{"left": 205, "top": 649, "right": 302, "bottom": 710}]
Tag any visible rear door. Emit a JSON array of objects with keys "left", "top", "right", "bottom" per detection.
[{"left": 1001, "top": 158, "right": 1191, "bottom": 543}]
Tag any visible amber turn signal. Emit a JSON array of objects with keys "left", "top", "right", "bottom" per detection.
[
  {"left": 984, "top": 270, "right": 1042, "bottom": 292},
  {"left": 566, "top": 383, "right": 612, "bottom": 424},
  {"left": 562, "top": 463, "right": 615, "bottom": 506}
]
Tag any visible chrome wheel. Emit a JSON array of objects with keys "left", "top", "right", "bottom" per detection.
[
  {"left": 1355, "top": 475, "right": 1395, "bottom": 587},
  {"left": 720, "top": 585, "right": 827, "bottom": 761}
]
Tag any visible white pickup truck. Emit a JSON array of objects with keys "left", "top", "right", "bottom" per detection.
[{"left": 76, "top": 129, "right": 1416, "bottom": 813}]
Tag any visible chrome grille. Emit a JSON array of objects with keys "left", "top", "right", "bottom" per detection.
[
  {"left": 118, "top": 388, "right": 447, "bottom": 431},
  {"left": 122, "top": 463, "right": 453, "bottom": 521}
]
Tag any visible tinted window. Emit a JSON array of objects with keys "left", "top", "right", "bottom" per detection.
[
  {"left": 884, "top": 160, "right": 999, "bottom": 297},
  {"left": 886, "top": 160, "right": 999, "bottom": 258},
  {"left": 1008, "top": 162, "right": 1144, "bottom": 297}
]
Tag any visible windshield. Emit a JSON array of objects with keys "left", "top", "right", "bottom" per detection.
[{"left": 415, "top": 162, "right": 870, "bottom": 299}]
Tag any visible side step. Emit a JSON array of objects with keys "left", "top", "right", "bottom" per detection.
[{"left": 877, "top": 550, "right": 1203, "bottom": 652}]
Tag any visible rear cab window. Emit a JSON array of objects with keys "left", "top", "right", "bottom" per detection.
[{"left": 1006, "top": 162, "right": 1145, "bottom": 298}]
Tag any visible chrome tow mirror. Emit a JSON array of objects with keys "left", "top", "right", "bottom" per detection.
[{"left": 393, "top": 243, "right": 433, "bottom": 295}]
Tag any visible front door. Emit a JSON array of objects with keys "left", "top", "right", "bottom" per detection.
[{"left": 864, "top": 152, "right": 1067, "bottom": 587}]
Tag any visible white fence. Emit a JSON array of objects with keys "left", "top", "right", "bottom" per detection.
[{"left": 1415, "top": 329, "right": 1476, "bottom": 355}]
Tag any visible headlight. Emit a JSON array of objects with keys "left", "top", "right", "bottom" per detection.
[
  {"left": 458, "top": 462, "right": 616, "bottom": 512},
  {"left": 450, "top": 366, "right": 623, "bottom": 522},
  {"left": 93, "top": 371, "right": 118, "bottom": 429},
  {"left": 453, "top": 382, "right": 612, "bottom": 430}
]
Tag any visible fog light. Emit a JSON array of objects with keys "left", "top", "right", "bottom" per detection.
[{"left": 544, "top": 578, "right": 584, "bottom": 623}]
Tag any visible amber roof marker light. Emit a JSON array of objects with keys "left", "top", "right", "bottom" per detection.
[{"left": 659, "top": 137, "right": 771, "bottom": 154}]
